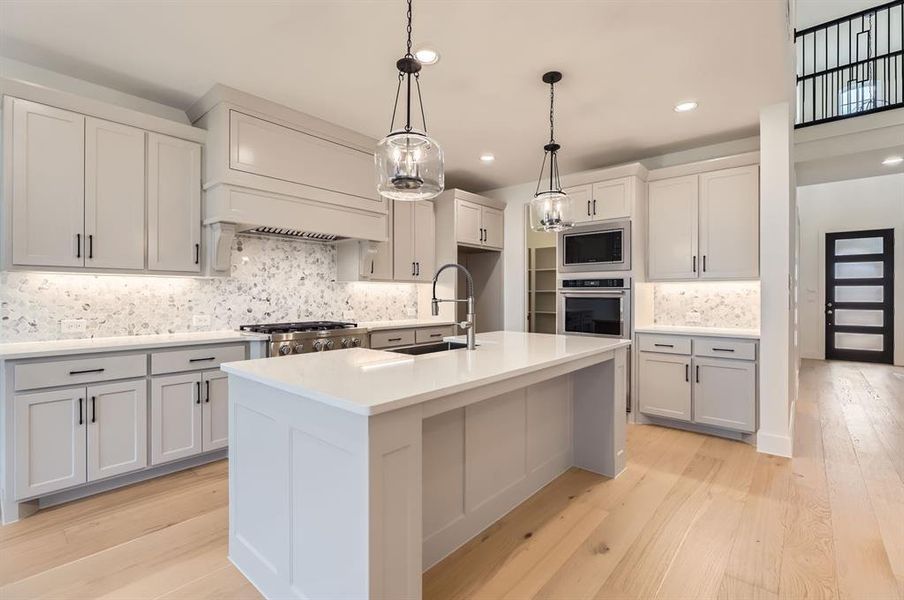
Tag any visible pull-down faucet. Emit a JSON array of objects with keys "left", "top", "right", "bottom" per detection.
[{"left": 431, "top": 263, "right": 477, "bottom": 350}]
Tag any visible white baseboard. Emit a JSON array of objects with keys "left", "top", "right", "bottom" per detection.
[{"left": 756, "top": 430, "right": 792, "bottom": 457}]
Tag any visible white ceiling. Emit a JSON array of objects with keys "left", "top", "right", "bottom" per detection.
[
  {"left": 795, "top": 0, "right": 884, "bottom": 29},
  {"left": 0, "top": 1, "right": 792, "bottom": 191}
]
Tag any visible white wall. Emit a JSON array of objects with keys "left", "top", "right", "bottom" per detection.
[{"left": 797, "top": 173, "right": 904, "bottom": 365}]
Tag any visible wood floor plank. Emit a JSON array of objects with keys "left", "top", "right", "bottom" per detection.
[{"left": 155, "top": 565, "right": 262, "bottom": 600}]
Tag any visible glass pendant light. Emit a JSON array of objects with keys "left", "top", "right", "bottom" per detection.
[
  {"left": 374, "top": 0, "right": 444, "bottom": 201},
  {"left": 530, "top": 71, "right": 574, "bottom": 232}
]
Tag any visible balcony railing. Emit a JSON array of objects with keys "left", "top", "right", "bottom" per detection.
[{"left": 796, "top": 0, "right": 903, "bottom": 127}]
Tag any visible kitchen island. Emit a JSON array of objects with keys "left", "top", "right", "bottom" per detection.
[{"left": 221, "top": 331, "right": 630, "bottom": 600}]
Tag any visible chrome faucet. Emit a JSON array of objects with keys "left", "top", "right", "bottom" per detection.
[{"left": 431, "top": 263, "right": 477, "bottom": 350}]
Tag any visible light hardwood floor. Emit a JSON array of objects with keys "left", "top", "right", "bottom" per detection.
[{"left": 1, "top": 359, "right": 901, "bottom": 599}]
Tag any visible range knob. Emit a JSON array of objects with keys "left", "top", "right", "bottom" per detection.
[
  {"left": 341, "top": 338, "right": 351, "bottom": 349},
  {"left": 293, "top": 341, "right": 304, "bottom": 353},
  {"left": 325, "top": 339, "right": 335, "bottom": 350},
  {"left": 278, "top": 344, "right": 292, "bottom": 356},
  {"left": 351, "top": 338, "right": 362, "bottom": 347},
  {"left": 313, "top": 340, "right": 326, "bottom": 352}
]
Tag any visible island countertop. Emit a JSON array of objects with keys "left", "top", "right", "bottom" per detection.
[{"left": 221, "top": 331, "right": 631, "bottom": 416}]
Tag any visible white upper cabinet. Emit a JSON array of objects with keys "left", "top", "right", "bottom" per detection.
[
  {"left": 647, "top": 166, "right": 759, "bottom": 281},
  {"left": 456, "top": 199, "right": 483, "bottom": 245},
  {"left": 394, "top": 201, "right": 436, "bottom": 282},
  {"left": 413, "top": 201, "right": 436, "bottom": 281},
  {"left": 564, "top": 184, "right": 593, "bottom": 224},
  {"left": 86, "top": 379, "right": 148, "bottom": 482},
  {"left": 147, "top": 133, "right": 202, "bottom": 273},
  {"left": 592, "top": 177, "right": 634, "bottom": 221},
  {"left": 699, "top": 166, "right": 759, "bottom": 280},
  {"left": 454, "top": 198, "right": 504, "bottom": 249},
  {"left": 648, "top": 175, "right": 699, "bottom": 280},
  {"left": 10, "top": 98, "right": 85, "bottom": 268},
  {"left": 15, "top": 387, "right": 87, "bottom": 499},
  {"left": 85, "top": 118, "right": 146, "bottom": 270}
]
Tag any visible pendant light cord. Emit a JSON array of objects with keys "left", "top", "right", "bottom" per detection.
[
  {"left": 549, "top": 80, "right": 555, "bottom": 144},
  {"left": 406, "top": 0, "right": 413, "bottom": 58},
  {"left": 388, "top": 0, "right": 428, "bottom": 134}
]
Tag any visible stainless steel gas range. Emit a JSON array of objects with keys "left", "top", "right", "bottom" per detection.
[{"left": 239, "top": 321, "right": 368, "bottom": 357}]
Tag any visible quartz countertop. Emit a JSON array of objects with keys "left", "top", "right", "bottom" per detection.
[
  {"left": 634, "top": 325, "right": 760, "bottom": 339},
  {"left": 358, "top": 319, "right": 457, "bottom": 331},
  {"left": 222, "top": 331, "right": 632, "bottom": 416},
  {"left": 0, "top": 330, "right": 270, "bottom": 360}
]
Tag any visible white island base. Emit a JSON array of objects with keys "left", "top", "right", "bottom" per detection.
[{"left": 222, "top": 332, "right": 630, "bottom": 600}]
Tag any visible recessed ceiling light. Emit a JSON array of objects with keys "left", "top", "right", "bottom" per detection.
[
  {"left": 480, "top": 153, "right": 495, "bottom": 163},
  {"left": 882, "top": 155, "right": 903, "bottom": 166},
  {"left": 674, "top": 101, "right": 698, "bottom": 112},
  {"left": 415, "top": 48, "right": 439, "bottom": 65}
]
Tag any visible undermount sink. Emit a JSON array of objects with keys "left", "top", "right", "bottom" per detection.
[{"left": 388, "top": 341, "right": 471, "bottom": 355}]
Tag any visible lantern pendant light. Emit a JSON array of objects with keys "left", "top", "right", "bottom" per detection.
[
  {"left": 530, "top": 71, "right": 574, "bottom": 232},
  {"left": 374, "top": 0, "right": 444, "bottom": 201}
]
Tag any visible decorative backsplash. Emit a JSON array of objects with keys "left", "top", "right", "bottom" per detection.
[
  {"left": 653, "top": 281, "right": 760, "bottom": 329},
  {"left": 0, "top": 235, "right": 419, "bottom": 343}
]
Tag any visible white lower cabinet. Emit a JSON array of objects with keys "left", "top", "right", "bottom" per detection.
[
  {"left": 201, "top": 371, "right": 229, "bottom": 452},
  {"left": 637, "top": 333, "right": 757, "bottom": 434},
  {"left": 150, "top": 372, "right": 203, "bottom": 465},
  {"left": 692, "top": 357, "right": 757, "bottom": 432},
  {"left": 637, "top": 353, "right": 692, "bottom": 421},
  {"left": 87, "top": 379, "right": 148, "bottom": 482},
  {"left": 14, "top": 387, "right": 87, "bottom": 499}
]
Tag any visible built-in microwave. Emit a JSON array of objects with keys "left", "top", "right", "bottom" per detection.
[{"left": 557, "top": 219, "right": 631, "bottom": 273}]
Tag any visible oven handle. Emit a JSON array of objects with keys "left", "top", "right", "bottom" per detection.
[{"left": 558, "top": 290, "right": 627, "bottom": 297}]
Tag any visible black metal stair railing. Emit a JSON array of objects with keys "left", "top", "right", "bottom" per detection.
[{"left": 796, "top": 0, "right": 903, "bottom": 127}]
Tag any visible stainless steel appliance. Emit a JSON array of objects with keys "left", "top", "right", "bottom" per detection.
[
  {"left": 557, "top": 219, "right": 631, "bottom": 273},
  {"left": 557, "top": 278, "right": 632, "bottom": 339},
  {"left": 239, "top": 321, "right": 368, "bottom": 357}
]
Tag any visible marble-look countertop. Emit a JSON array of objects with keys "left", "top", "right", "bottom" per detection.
[
  {"left": 0, "top": 330, "right": 270, "bottom": 360},
  {"left": 635, "top": 325, "right": 760, "bottom": 339},
  {"left": 222, "top": 331, "right": 632, "bottom": 416},
  {"left": 357, "top": 319, "right": 457, "bottom": 331}
]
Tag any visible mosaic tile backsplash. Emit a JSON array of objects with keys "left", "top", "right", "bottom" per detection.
[
  {"left": 0, "top": 235, "right": 419, "bottom": 342},
  {"left": 653, "top": 281, "right": 760, "bottom": 329}
]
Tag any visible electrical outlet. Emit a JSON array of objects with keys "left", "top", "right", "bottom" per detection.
[
  {"left": 192, "top": 314, "right": 212, "bottom": 328},
  {"left": 61, "top": 319, "right": 87, "bottom": 334},
  {"left": 685, "top": 310, "right": 702, "bottom": 324}
]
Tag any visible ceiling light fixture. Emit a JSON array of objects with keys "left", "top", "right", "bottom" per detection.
[
  {"left": 374, "top": 0, "right": 444, "bottom": 201},
  {"left": 480, "top": 153, "right": 495, "bottom": 163},
  {"left": 529, "top": 71, "right": 574, "bottom": 232},
  {"left": 674, "top": 101, "right": 698, "bottom": 112},
  {"left": 414, "top": 47, "right": 439, "bottom": 65},
  {"left": 881, "top": 155, "right": 903, "bottom": 166}
]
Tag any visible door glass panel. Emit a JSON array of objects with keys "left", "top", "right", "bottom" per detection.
[
  {"left": 834, "top": 332, "right": 884, "bottom": 351},
  {"left": 834, "top": 309, "right": 884, "bottom": 327},
  {"left": 834, "top": 261, "right": 884, "bottom": 279},
  {"left": 835, "top": 286, "right": 884, "bottom": 303},
  {"left": 835, "top": 237, "right": 883, "bottom": 255}
]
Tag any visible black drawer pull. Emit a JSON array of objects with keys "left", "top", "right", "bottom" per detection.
[
  {"left": 196, "top": 381, "right": 201, "bottom": 404},
  {"left": 387, "top": 337, "right": 402, "bottom": 342},
  {"left": 696, "top": 365, "right": 700, "bottom": 383},
  {"left": 91, "top": 396, "right": 96, "bottom": 423},
  {"left": 70, "top": 368, "right": 105, "bottom": 375},
  {"left": 76, "top": 233, "right": 81, "bottom": 259},
  {"left": 78, "top": 397, "right": 83, "bottom": 425},
  {"left": 195, "top": 243, "right": 200, "bottom": 265},
  {"left": 205, "top": 380, "right": 210, "bottom": 403},
  {"left": 712, "top": 347, "right": 735, "bottom": 352},
  {"left": 88, "top": 234, "right": 94, "bottom": 259},
  {"left": 430, "top": 333, "right": 442, "bottom": 337},
  {"left": 685, "top": 364, "right": 689, "bottom": 382},
  {"left": 189, "top": 357, "right": 216, "bottom": 362},
  {"left": 654, "top": 343, "right": 674, "bottom": 348}
]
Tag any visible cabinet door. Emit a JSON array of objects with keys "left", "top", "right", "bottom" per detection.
[
  {"left": 647, "top": 175, "right": 699, "bottom": 280},
  {"left": 85, "top": 118, "right": 146, "bottom": 270},
  {"left": 15, "top": 387, "right": 87, "bottom": 499},
  {"left": 11, "top": 98, "right": 85, "bottom": 268},
  {"left": 699, "top": 166, "right": 759, "bottom": 279},
  {"left": 456, "top": 199, "right": 483, "bottom": 245},
  {"left": 481, "top": 206, "right": 504, "bottom": 249},
  {"left": 150, "top": 373, "right": 202, "bottom": 465},
  {"left": 693, "top": 357, "right": 757, "bottom": 432},
  {"left": 87, "top": 379, "right": 148, "bottom": 481},
  {"left": 592, "top": 177, "right": 633, "bottom": 221},
  {"left": 202, "top": 370, "right": 229, "bottom": 452},
  {"left": 393, "top": 201, "right": 416, "bottom": 281},
  {"left": 147, "top": 133, "right": 201, "bottom": 273},
  {"left": 413, "top": 201, "right": 436, "bottom": 281},
  {"left": 564, "top": 184, "right": 594, "bottom": 224},
  {"left": 371, "top": 201, "right": 394, "bottom": 280},
  {"left": 638, "top": 352, "right": 692, "bottom": 422}
]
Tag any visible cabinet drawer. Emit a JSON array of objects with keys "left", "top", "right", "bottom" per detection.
[
  {"left": 637, "top": 334, "right": 692, "bottom": 355},
  {"left": 370, "top": 329, "right": 416, "bottom": 349},
  {"left": 693, "top": 338, "right": 757, "bottom": 361},
  {"left": 151, "top": 344, "right": 246, "bottom": 375},
  {"left": 15, "top": 354, "right": 147, "bottom": 391},
  {"left": 415, "top": 326, "right": 455, "bottom": 344}
]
